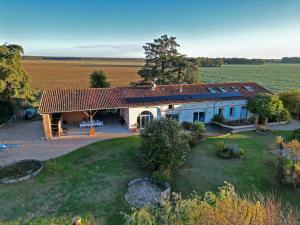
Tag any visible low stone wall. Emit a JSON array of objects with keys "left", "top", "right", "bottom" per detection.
[{"left": 0, "top": 159, "right": 44, "bottom": 184}]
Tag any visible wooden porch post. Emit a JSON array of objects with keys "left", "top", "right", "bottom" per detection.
[{"left": 42, "top": 114, "right": 52, "bottom": 139}]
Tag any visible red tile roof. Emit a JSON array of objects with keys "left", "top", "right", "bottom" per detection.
[{"left": 38, "top": 82, "right": 270, "bottom": 113}]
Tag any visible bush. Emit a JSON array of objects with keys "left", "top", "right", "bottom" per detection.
[
  {"left": 181, "top": 121, "right": 192, "bottom": 130},
  {"left": 292, "top": 128, "right": 300, "bottom": 141},
  {"left": 151, "top": 171, "right": 170, "bottom": 186},
  {"left": 182, "top": 131, "right": 198, "bottom": 148},
  {"left": 212, "top": 114, "right": 224, "bottom": 123},
  {"left": 216, "top": 141, "right": 244, "bottom": 159},
  {"left": 269, "top": 108, "right": 291, "bottom": 122},
  {"left": 278, "top": 90, "right": 300, "bottom": 120},
  {"left": 279, "top": 158, "right": 300, "bottom": 187},
  {"left": 139, "top": 118, "right": 190, "bottom": 171},
  {"left": 191, "top": 122, "right": 206, "bottom": 138},
  {"left": 124, "top": 182, "right": 298, "bottom": 225}
]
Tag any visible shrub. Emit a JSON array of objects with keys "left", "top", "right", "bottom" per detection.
[
  {"left": 212, "top": 114, "right": 224, "bottom": 123},
  {"left": 216, "top": 142, "right": 244, "bottom": 159},
  {"left": 292, "top": 128, "right": 300, "bottom": 141},
  {"left": 182, "top": 131, "right": 198, "bottom": 148},
  {"left": 191, "top": 122, "right": 206, "bottom": 138},
  {"left": 181, "top": 121, "right": 192, "bottom": 130},
  {"left": 278, "top": 90, "right": 300, "bottom": 119},
  {"left": 279, "top": 158, "right": 300, "bottom": 187},
  {"left": 151, "top": 171, "right": 170, "bottom": 186},
  {"left": 124, "top": 182, "right": 298, "bottom": 225},
  {"left": 139, "top": 118, "right": 190, "bottom": 171},
  {"left": 89, "top": 70, "right": 110, "bottom": 88}
]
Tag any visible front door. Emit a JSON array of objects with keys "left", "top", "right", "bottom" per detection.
[
  {"left": 138, "top": 111, "right": 154, "bottom": 129},
  {"left": 240, "top": 107, "right": 248, "bottom": 119}
]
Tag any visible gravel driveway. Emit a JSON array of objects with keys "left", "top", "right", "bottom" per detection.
[{"left": 0, "top": 121, "right": 129, "bottom": 167}]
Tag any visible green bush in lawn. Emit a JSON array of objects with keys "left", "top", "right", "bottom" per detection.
[
  {"left": 216, "top": 141, "right": 245, "bottom": 159},
  {"left": 151, "top": 171, "right": 170, "bottom": 186},
  {"left": 279, "top": 158, "right": 300, "bottom": 187},
  {"left": 292, "top": 128, "right": 300, "bottom": 141},
  {"left": 191, "top": 122, "right": 206, "bottom": 138},
  {"left": 139, "top": 118, "right": 190, "bottom": 172}
]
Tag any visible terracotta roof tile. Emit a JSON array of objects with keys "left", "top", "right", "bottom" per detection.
[{"left": 38, "top": 82, "right": 270, "bottom": 113}]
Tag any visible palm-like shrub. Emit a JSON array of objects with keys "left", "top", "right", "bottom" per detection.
[{"left": 216, "top": 141, "right": 244, "bottom": 159}]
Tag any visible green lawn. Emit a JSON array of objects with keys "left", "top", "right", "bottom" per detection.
[
  {"left": 1, "top": 131, "right": 300, "bottom": 224},
  {"left": 201, "top": 63, "right": 300, "bottom": 92}
]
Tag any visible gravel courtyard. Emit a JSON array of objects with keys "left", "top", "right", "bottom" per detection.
[{"left": 0, "top": 120, "right": 130, "bottom": 166}]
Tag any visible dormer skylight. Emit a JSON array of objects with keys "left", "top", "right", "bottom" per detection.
[
  {"left": 244, "top": 86, "right": 254, "bottom": 91},
  {"left": 218, "top": 87, "right": 227, "bottom": 93},
  {"left": 231, "top": 86, "right": 239, "bottom": 92},
  {"left": 208, "top": 87, "right": 217, "bottom": 93}
]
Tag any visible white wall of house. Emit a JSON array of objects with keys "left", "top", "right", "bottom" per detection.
[
  {"left": 128, "top": 107, "right": 160, "bottom": 129},
  {"left": 127, "top": 99, "right": 249, "bottom": 129}
]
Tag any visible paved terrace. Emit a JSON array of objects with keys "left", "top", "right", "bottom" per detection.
[{"left": 0, "top": 121, "right": 132, "bottom": 167}]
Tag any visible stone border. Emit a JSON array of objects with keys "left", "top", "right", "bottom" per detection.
[
  {"left": 127, "top": 177, "right": 171, "bottom": 206},
  {"left": 0, "top": 159, "right": 43, "bottom": 184}
]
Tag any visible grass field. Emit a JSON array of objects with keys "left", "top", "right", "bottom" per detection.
[
  {"left": 1, "top": 131, "right": 299, "bottom": 225},
  {"left": 22, "top": 59, "right": 300, "bottom": 92},
  {"left": 201, "top": 63, "right": 300, "bottom": 92}
]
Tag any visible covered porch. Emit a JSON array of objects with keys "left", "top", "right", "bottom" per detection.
[{"left": 42, "top": 108, "right": 131, "bottom": 139}]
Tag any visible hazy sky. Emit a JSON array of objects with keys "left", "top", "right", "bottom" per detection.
[{"left": 0, "top": 0, "right": 299, "bottom": 58}]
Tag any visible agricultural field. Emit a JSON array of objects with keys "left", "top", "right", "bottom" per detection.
[
  {"left": 22, "top": 59, "right": 143, "bottom": 90},
  {"left": 202, "top": 63, "right": 300, "bottom": 92},
  {"left": 22, "top": 59, "right": 300, "bottom": 92}
]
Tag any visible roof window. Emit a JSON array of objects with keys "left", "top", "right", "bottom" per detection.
[
  {"left": 218, "top": 87, "right": 227, "bottom": 93},
  {"left": 244, "top": 86, "right": 254, "bottom": 91},
  {"left": 231, "top": 86, "right": 239, "bottom": 92},
  {"left": 208, "top": 87, "right": 217, "bottom": 93}
]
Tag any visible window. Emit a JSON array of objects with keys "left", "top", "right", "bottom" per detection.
[
  {"left": 193, "top": 112, "right": 205, "bottom": 122},
  {"left": 166, "top": 113, "right": 179, "bottom": 121},
  {"left": 218, "top": 87, "right": 227, "bottom": 93},
  {"left": 208, "top": 87, "right": 217, "bottom": 93},
  {"left": 168, "top": 105, "right": 174, "bottom": 110},
  {"left": 244, "top": 86, "right": 254, "bottom": 91},
  {"left": 240, "top": 106, "right": 248, "bottom": 119},
  {"left": 231, "top": 86, "right": 239, "bottom": 92},
  {"left": 218, "top": 108, "right": 224, "bottom": 116},
  {"left": 230, "top": 107, "right": 235, "bottom": 117}
]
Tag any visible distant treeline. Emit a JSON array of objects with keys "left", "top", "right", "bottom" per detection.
[
  {"left": 281, "top": 57, "right": 300, "bottom": 64},
  {"left": 22, "top": 55, "right": 144, "bottom": 62},
  {"left": 23, "top": 55, "right": 300, "bottom": 66}
]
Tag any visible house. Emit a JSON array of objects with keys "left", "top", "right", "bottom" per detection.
[{"left": 38, "top": 82, "right": 270, "bottom": 139}]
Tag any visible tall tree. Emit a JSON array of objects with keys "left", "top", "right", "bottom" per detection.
[
  {"left": 89, "top": 70, "right": 111, "bottom": 88},
  {"left": 0, "top": 44, "right": 34, "bottom": 105},
  {"left": 138, "top": 35, "right": 200, "bottom": 85}
]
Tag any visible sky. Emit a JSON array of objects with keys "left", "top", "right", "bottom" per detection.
[{"left": 0, "top": 0, "right": 300, "bottom": 58}]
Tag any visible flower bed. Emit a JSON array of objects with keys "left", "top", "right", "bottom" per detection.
[{"left": 0, "top": 159, "right": 43, "bottom": 184}]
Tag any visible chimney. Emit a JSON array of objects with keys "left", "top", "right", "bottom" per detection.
[
  {"left": 179, "top": 83, "right": 183, "bottom": 93},
  {"left": 151, "top": 81, "right": 157, "bottom": 91}
]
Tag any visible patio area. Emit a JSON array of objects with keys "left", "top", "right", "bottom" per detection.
[{"left": 61, "top": 113, "right": 131, "bottom": 138}]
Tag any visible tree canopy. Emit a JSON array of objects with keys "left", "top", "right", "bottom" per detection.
[
  {"left": 0, "top": 44, "right": 34, "bottom": 105},
  {"left": 278, "top": 90, "right": 300, "bottom": 119},
  {"left": 139, "top": 118, "right": 190, "bottom": 172},
  {"left": 247, "top": 93, "right": 289, "bottom": 124},
  {"left": 89, "top": 70, "right": 110, "bottom": 88},
  {"left": 138, "top": 35, "right": 200, "bottom": 85}
]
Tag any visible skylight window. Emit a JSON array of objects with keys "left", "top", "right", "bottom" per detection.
[
  {"left": 244, "top": 86, "right": 254, "bottom": 91},
  {"left": 231, "top": 86, "right": 239, "bottom": 92},
  {"left": 218, "top": 87, "right": 227, "bottom": 93},
  {"left": 208, "top": 87, "right": 217, "bottom": 93}
]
